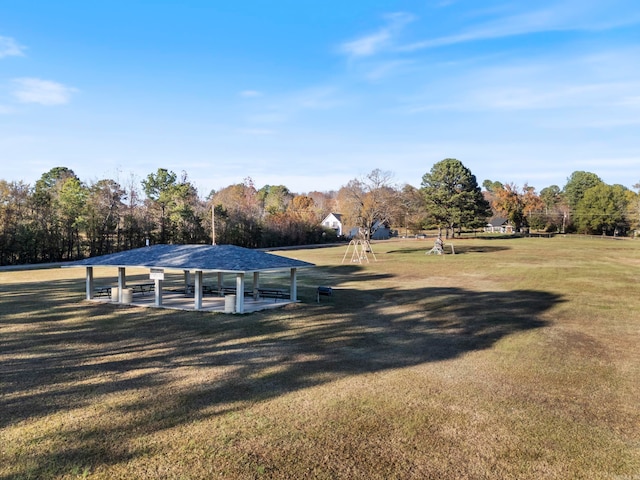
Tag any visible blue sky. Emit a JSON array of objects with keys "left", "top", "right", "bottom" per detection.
[{"left": 1, "top": 0, "right": 639, "bottom": 195}]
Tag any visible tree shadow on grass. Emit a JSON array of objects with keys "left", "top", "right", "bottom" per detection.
[
  {"left": 387, "top": 245, "right": 512, "bottom": 255},
  {"left": 0, "top": 271, "right": 563, "bottom": 479}
]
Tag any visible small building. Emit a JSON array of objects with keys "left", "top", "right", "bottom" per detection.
[
  {"left": 348, "top": 220, "right": 391, "bottom": 240},
  {"left": 370, "top": 220, "right": 391, "bottom": 240},
  {"left": 321, "top": 213, "right": 344, "bottom": 237},
  {"left": 485, "top": 217, "right": 514, "bottom": 234}
]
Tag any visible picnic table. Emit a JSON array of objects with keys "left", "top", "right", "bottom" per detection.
[
  {"left": 185, "top": 284, "right": 216, "bottom": 295},
  {"left": 129, "top": 282, "right": 155, "bottom": 295},
  {"left": 183, "top": 285, "right": 288, "bottom": 301},
  {"left": 220, "top": 286, "right": 254, "bottom": 297},
  {"left": 257, "top": 288, "right": 289, "bottom": 302},
  {"left": 94, "top": 282, "right": 154, "bottom": 299},
  {"left": 219, "top": 286, "right": 288, "bottom": 300},
  {"left": 94, "top": 286, "right": 112, "bottom": 298}
]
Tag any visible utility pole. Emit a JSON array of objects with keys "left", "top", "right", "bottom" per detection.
[{"left": 212, "top": 205, "right": 216, "bottom": 245}]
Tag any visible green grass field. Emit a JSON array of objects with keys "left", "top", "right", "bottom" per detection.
[{"left": 1, "top": 236, "right": 639, "bottom": 479}]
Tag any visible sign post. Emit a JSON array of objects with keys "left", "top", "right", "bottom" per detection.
[{"left": 150, "top": 268, "right": 164, "bottom": 306}]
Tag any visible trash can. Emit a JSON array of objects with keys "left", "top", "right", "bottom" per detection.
[
  {"left": 224, "top": 294, "right": 236, "bottom": 313},
  {"left": 317, "top": 286, "right": 333, "bottom": 303},
  {"left": 111, "top": 287, "right": 119, "bottom": 302},
  {"left": 122, "top": 288, "right": 133, "bottom": 303}
]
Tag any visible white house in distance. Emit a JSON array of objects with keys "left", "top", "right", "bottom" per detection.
[
  {"left": 321, "top": 213, "right": 392, "bottom": 240},
  {"left": 484, "top": 217, "right": 514, "bottom": 233},
  {"left": 322, "top": 213, "right": 343, "bottom": 237}
]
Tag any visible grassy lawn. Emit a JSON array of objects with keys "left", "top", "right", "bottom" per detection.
[{"left": 1, "top": 236, "right": 639, "bottom": 479}]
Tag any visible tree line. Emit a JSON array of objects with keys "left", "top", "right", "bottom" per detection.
[
  {"left": 0, "top": 160, "right": 638, "bottom": 266},
  {"left": 482, "top": 170, "right": 640, "bottom": 237}
]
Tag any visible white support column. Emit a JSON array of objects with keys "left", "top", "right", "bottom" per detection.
[
  {"left": 118, "top": 267, "right": 126, "bottom": 303},
  {"left": 290, "top": 268, "right": 297, "bottom": 302},
  {"left": 86, "top": 267, "right": 94, "bottom": 300},
  {"left": 236, "top": 273, "right": 245, "bottom": 313},
  {"left": 253, "top": 271, "right": 260, "bottom": 300},
  {"left": 154, "top": 279, "right": 163, "bottom": 306},
  {"left": 194, "top": 270, "right": 203, "bottom": 310}
]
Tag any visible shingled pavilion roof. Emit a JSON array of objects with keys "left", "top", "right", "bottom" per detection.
[{"left": 70, "top": 244, "right": 315, "bottom": 272}]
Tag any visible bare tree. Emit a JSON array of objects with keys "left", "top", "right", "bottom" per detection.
[{"left": 337, "top": 169, "right": 400, "bottom": 239}]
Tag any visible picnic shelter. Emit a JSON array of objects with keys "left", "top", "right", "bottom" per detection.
[{"left": 67, "top": 244, "right": 315, "bottom": 313}]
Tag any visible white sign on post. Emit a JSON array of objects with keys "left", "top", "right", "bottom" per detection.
[{"left": 149, "top": 268, "right": 165, "bottom": 280}]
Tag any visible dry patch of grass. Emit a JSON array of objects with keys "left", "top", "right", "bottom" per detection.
[{"left": 1, "top": 236, "right": 639, "bottom": 479}]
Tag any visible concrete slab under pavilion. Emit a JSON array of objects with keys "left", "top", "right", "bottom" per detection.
[
  {"left": 67, "top": 244, "right": 315, "bottom": 314},
  {"left": 90, "top": 289, "right": 297, "bottom": 313}
]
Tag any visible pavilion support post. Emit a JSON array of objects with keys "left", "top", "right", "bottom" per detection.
[
  {"left": 184, "top": 270, "right": 191, "bottom": 296},
  {"left": 290, "top": 268, "right": 298, "bottom": 302},
  {"left": 235, "top": 273, "right": 245, "bottom": 313},
  {"left": 118, "top": 267, "right": 126, "bottom": 303},
  {"left": 85, "top": 267, "right": 94, "bottom": 300},
  {"left": 253, "top": 272, "right": 260, "bottom": 300},
  {"left": 154, "top": 279, "right": 163, "bottom": 306},
  {"left": 217, "top": 272, "right": 223, "bottom": 294},
  {"left": 194, "top": 270, "right": 203, "bottom": 310}
]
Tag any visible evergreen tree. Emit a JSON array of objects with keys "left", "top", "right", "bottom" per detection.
[{"left": 421, "top": 159, "right": 491, "bottom": 237}]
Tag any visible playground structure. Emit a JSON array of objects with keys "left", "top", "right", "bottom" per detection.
[{"left": 342, "top": 238, "right": 377, "bottom": 264}]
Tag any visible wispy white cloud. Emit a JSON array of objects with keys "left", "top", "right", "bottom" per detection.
[
  {"left": 619, "top": 95, "right": 640, "bottom": 108},
  {"left": 402, "top": 79, "right": 640, "bottom": 115},
  {"left": 293, "top": 86, "right": 344, "bottom": 110},
  {"left": 240, "top": 90, "right": 263, "bottom": 98},
  {"left": 399, "top": 1, "right": 640, "bottom": 52},
  {"left": 246, "top": 111, "right": 289, "bottom": 125},
  {"left": 12, "top": 78, "right": 77, "bottom": 105},
  {"left": 540, "top": 113, "right": 640, "bottom": 129},
  {"left": 396, "top": 45, "right": 640, "bottom": 117},
  {"left": 236, "top": 128, "right": 276, "bottom": 136},
  {"left": 339, "top": 12, "right": 415, "bottom": 58},
  {"left": 361, "top": 59, "right": 417, "bottom": 81},
  {"left": 341, "top": 30, "right": 390, "bottom": 57},
  {"left": 0, "top": 36, "right": 26, "bottom": 58},
  {"left": 246, "top": 86, "right": 345, "bottom": 125}
]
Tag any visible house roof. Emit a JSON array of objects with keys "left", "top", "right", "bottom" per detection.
[
  {"left": 68, "top": 244, "right": 315, "bottom": 273},
  {"left": 323, "top": 212, "right": 342, "bottom": 222},
  {"left": 487, "top": 217, "right": 509, "bottom": 227}
]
